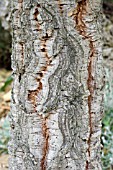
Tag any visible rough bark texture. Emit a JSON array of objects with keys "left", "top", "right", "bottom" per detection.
[{"left": 9, "top": 0, "right": 104, "bottom": 170}]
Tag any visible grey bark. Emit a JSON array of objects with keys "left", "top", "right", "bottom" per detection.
[{"left": 9, "top": 0, "right": 104, "bottom": 170}]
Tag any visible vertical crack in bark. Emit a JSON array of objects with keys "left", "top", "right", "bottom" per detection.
[
  {"left": 28, "top": 34, "right": 52, "bottom": 108},
  {"left": 73, "top": 0, "right": 87, "bottom": 38},
  {"left": 28, "top": 34, "right": 50, "bottom": 167},
  {"left": 39, "top": 33, "right": 52, "bottom": 170},
  {"left": 41, "top": 118, "right": 49, "bottom": 170},
  {"left": 33, "top": 4, "right": 41, "bottom": 31},
  {"left": 28, "top": 5, "right": 53, "bottom": 169},
  {"left": 28, "top": 5, "right": 43, "bottom": 109},
  {"left": 86, "top": 40, "right": 95, "bottom": 170},
  {"left": 20, "top": 42, "right": 24, "bottom": 65},
  {"left": 18, "top": 0, "right": 23, "bottom": 3},
  {"left": 87, "top": 40, "right": 95, "bottom": 157},
  {"left": 72, "top": 0, "right": 95, "bottom": 169}
]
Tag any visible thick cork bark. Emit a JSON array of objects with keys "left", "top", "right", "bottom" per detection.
[{"left": 9, "top": 0, "right": 104, "bottom": 170}]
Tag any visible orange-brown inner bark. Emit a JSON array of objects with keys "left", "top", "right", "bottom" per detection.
[{"left": 73, "top": 0, "right": 95, "bottom": 169}]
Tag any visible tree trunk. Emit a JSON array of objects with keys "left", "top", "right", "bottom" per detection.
[{"left": 9, "top": 0, "right": 104, "bottom": 170}]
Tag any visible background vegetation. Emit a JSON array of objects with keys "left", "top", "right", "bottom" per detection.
[{"left": 0, "top": 21, "right": 11, "bottom": 70}]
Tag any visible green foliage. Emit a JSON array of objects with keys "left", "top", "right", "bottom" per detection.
[
  {"left": 0, "top": 20, "right": 11, "bottom": 70},
  {"left": 102, "top": 109, "right": 113, "bottom": 170},
  {"left": 102, "top": 68, "right": 113, "bottom": 170},
  {"left": 0, "top": 117, "right": 10, "bottom": 154},
  {"left": 103, "top": 0, "right": 113, "bottom": 2},
  {"left": 0, "top": 75, "right": 13, "bottom": 92}
]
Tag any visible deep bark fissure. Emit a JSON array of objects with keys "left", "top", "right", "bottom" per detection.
[
  {"left": 9, "top": 0, "right": 103, "bottom": 169},
  {"left": 28, "top": 6, "right": 53, "bottom": 169},
  {"left": 20, "top": 42, "right": 24, "bottom": 65},
  {"left": 28, "top": 5, "right": 41, "bottom": 108},
  {"left": 41, "top": 118, "right": 49, "bottom": 170},
  {"left": 18, "top": 0, "right": 23, "bottom": 3},
  {"left": 74, "top": 0, "right": 96, "bottom": 169},
  {"left": 33, "top": 5, "right": 41, "bottom": 31},
  {"left": 87, "top": 40, "right": 95, "bottom": 169}
]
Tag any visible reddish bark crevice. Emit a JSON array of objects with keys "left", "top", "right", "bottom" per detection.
[
  {"left": 74, "top": 0, "right": 87, "bottom": 38},
  {"left": 28, "top": 36, "right": 50, "bottom": 170},
  {"left": 28, "top": 6, "right": 52, "bottom": 169},
  {"left": 73, "top": 0, "right": 95, "bottom": 169},
  {"left": 28, "top": 75, "right": 43, "bottom": 109},
  {"left": 28, "top": 5, "right": 43, "bottom": 108},
  {"left": 33, "top": 5, "right": 41, "bottom": 31},
  {"left": 87, "top": 41, "right": 95, "bottom": 161},
  {"left": 39, "top": 35, "right": 52, "bottom": 170},
  {"left": 19, "top": 42, "right": 24, "bottom": 64},
  {"left": 28, "top": 7, "right": 52, "bottom": 108},
  {"left": 40, "top": 33, "right": 53, "bottom": 68},
  {"left": 28, "top": 87, "right": 42, "bottom": 109},
  {"left": 18, "top": 0, "right": 23, "bottom": 3},
  {"left": 37, "top": 36, "right": 51, "bottom": 170},
  {"left": 85, "top": 160, "right": 89, "bottom": 169},
  {"left": 40, "top": 118, "right": 49, "bottom": 170}
]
